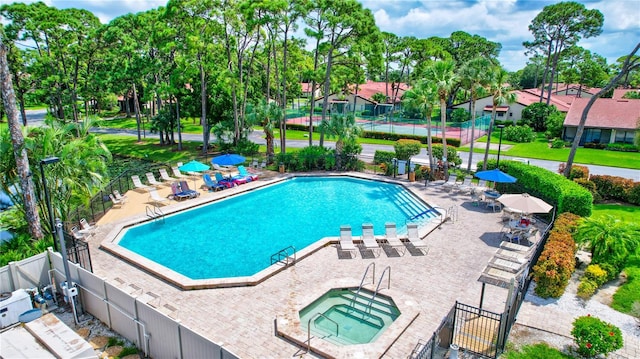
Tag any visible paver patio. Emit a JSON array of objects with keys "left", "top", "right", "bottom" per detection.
[{"left": 87, "top": 172, "right": 523, "bottom": 358}]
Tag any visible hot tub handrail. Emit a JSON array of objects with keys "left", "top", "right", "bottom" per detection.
[
  {"left": 308, "top": 312, "right": 339, "bottom": 352},
  {"left": 367, "top": 266, "right": 391, "bottom": 313},
  {"left": 350, "top": 262, "right": 375, "bottom": 308}
]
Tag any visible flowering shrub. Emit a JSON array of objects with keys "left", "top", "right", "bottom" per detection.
[{"left": 571, "top": 315, "right": 623, "bottom": 358}]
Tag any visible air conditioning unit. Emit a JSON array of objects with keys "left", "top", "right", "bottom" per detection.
[{"left": 0, "top": 289, "right": 33, "bottom": 328}]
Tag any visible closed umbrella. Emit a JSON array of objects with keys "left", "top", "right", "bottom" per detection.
[
  {"left": 497, "top": 193, "right": 553, "bottom": 214},
  {"left": 474, "top": 169, "right": 517, "bottom": 183},
  {"left": 178, "top": 160, "right": 210, "bottom": 189},
  {"left": 211, "top": 154, "right": 246, "bottom": 166}
]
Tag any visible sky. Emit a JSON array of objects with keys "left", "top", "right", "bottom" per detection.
[{"left": 15, "top": 0, "right": 640, "bottom": 71}]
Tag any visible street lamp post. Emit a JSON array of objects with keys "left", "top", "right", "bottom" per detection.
[
  {"left": 392, "top": 158, "right": 397, "bottom": 178},
  {"left": 40, "top": 156, "right": 60, "bottom": 251},
  {"left": 496, "top": 125, "right": 505, "bottom": 168}
]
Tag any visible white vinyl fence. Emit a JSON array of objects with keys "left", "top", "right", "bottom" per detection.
[{"left": 1, "top": 249, "right": 239, "bottom": 359}]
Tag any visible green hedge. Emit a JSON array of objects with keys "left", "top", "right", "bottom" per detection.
[
  {"left": 484, "top": 159, "right": 593, "bottom": 217},
  {"left": 590, "top": 175, "right": 640, "bottom": 205}
]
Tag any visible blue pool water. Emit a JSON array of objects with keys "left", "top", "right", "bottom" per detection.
[{"left": 119, "top": 177, "right": 433, "bottom": 279}]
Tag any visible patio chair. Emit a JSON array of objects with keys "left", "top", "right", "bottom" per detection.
[
  {"left": 252, "top": 159, "right": 259, "bottom": 169},
  {"left": 171, "top": 166, "right": 189, "bottom": 179},
  {"left": 338, "top": 225, "right": 357, "bottom": 258},
  {"left": 71, "top": 226, "right": 87, "bottom": 241},
  {"left": 147, "top": 188, "right": 169, "bottom": 206},
  {"left": 215, "top": 172, "right": 246, "bottom": 187},
  {"left": 440, "top": 174, "right": 458, "bottom": 192},
  {"left": 237, "top": 165, "right": 259, "bottom": 181},
  {"left": 146, "top": 172, "right": 165, "bottom": 187},
  {"left": 383, "top": 222, "right": 406, "bottom": 256},
  {"left": 131, "top": 175, "right": 151, "bottom": 191},
  {"left": 260, "top": 160, "right": 266, "bottom": 169},
  {"left": 113, "top": 190, "right": 128, "bottom": 202},
  {"left": 203, "top": 174, "right": 226, "bottom": 192},
  {"left": 455, "top": 176, "right": 473, "bottom": 193},
  {"left": 109, "top": 193, "right": 125, "bottom": 207},
  {"left": 212, "top": 163, "right": 234, "bottom": 173},
  {"left": 77, "top": 218, "right": 95, "bottom": 236},
  {"left": 361, "top": 223, "right": 381, "bottom": 257},
  {"left": 179, "top": 181, "right": 200, "bottom": 198},
  {"left": 159, "top": 168, "right": 177, "bottom": 182},
  {"left": 170, "top": 182, "right": 192, "bottom": 201},
  {"left": 406, "top": 223, "right": 429, "bottom": 255}
]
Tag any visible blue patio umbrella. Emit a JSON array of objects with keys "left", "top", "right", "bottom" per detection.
[
  {"left": 211, "top": 154, "right": 246, "bottom": 166},
  {"left": 474, "top": 168, "right": 517, "bottom": 183}
]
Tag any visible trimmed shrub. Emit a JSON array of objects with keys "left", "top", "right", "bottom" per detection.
[
  {"left": 590, "top": 175, "right": 635, "bottom": 202},
  {"left": 584, "top": 264, "right": 608, "bottom": 286},
  {"left": 373, "top": 150, "right": 395, "bottom": 165},
  {"left": 431, "top": 144, "right": 462, "bottom": 167},
  {"left": 577, "top": 279, "right": 598, "bottom": 300},
  {"left": 394, "top": 139, "right": 421, "bottom": 160},
  {"left": 571, "top": 315, "right": 623, "bottom": 358},
  {"left": 606, "top": 143, "right": 639, "bottom": 152},
  {"left": 628, "top": 183, "right": 640, "bottom": 205},
  {"left": 584, "top": 142, "right": 607, "bottom": 149},
  {"left": 551, "top": 138, "right": 566, "bottom": 148},
  {"left": 360, "top": 130, "right": 462, "bottom": 147},
  {"left": 504, "top": 125, "right": 536, "bottom": 143},
  {"left": 484, "top": 160, "right": 593, "bottom": 217}
]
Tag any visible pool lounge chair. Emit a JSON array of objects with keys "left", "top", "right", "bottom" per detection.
[
  {"left": 212, "top": 163, "right": 233, "bottom": 173},
  {"left": 77, "top": 218, "right": 95, "bottom": 236},
  {"left": 146, "top": 172, "right": 165, "bottom": 187},
  {"left": 179, "top": 181, "right": 200, "bottom": 198},
  {"left": 455, "top": 176, "right": 473, "bottom": 193},
  {"left": 406, "top": 223, "right": 430, "bottom": 255},
  {"left": 170, "top": 183, "right": 192, "bottom": 201},
  {"left": 383, "top": 222, "right": 406, "bottom": 256},
  {"left": 147, "top": 188, "right": 169, "bottom": 206},
  {"left": 338, "top": 225, "right": 357, "bottom": 258},
  {"left": 131, "top": 175, "right": 151, "bottom": 191},
  {"left": 109, "top": 193, "right": 125, "bottom": 207},
  {"left": 159, "top": 168, "right": 177, "bottom": 182},
  {"left": 361, "top": 223, "right": 381, "bottom": 257},
  {"left": 237, "top": 165, "right": 258, "bottom": 181},
  {"left": 203, "top": 174, "right": 225, "bottom": 192},
  {"left": 113, "top": 190, "right": 128, "bottom": 202},
  {"left": 71, "top": 226, "right": 87, "bottom": 241},
  {"left": 440, "top": 175, "right": 458, "bottom": 192},
  {"left": 171, "top": 166, "right": 189, "bottom": 179},
  {"left": 214, "top": 172, "right": 246, "bottom": 188}
]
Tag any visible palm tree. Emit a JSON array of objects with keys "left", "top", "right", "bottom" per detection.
[
  {"left": 481, "top": 66, "right": 516, "bottom": 170},
  {"left": 460, "top": 57, "right": 491, "bottom": 172},
  {"left": 402, "top": 80, "right": 438, "bottom": 173},
  {"left": 575, "top": 215, "right": 640, "bottom": 266},
  {"left": 246, "top": 100, "right": 283, "bottom": 165},
  {"left": 425, "top": 60, "right": 458, "bottom": 179},
  {"left": 319, "top": 113, "right": 362, "bottom": 170}
]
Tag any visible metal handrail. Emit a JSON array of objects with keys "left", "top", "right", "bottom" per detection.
[
  {"left": 350, "top": 262, "right": 375, "bottom": 308},
  {"left": 367, "top": 266, "right": 391, "bottom": 312},
  {"left": 145, "top": 204, "right": 165, "bottom": 223},
  {"left": 307, "top": 312, "right": 339, "bottom": 352},
  {"left": 270, "top": 245, "right": 296, "bottom": 266}
]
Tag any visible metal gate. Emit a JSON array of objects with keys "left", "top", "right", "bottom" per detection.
[{"left": 451, "top": 302, "right": 503, "bottom": 358}]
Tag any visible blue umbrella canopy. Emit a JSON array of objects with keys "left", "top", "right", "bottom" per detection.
[
  {"left": 211, "top": 154, "right": 246, "bottom": 166},
  {"left": 475, "top": 168, "right": 517, "bottom": 183},
  {"left": 179, "top": 160, "right": 210, "bottom": 172}
]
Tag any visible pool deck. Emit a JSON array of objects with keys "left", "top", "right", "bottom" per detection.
[{"left": 87, "top": 172, "right": 517, "bottom": 358}]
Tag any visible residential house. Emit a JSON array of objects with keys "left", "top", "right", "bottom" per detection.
[
  {"left": 314, "top": 80, "right": 409, "bottom": 116},
  {"left": 549, "top": 83, "right": 601, "bottom": 98},
  {"left": 300, "top": 82, "right": 321, "bottom": 98},
  {"left": 451, "top": 89, "right": 573, "bottom": 122},
  {"left": 562, "top": 98, "right": 640, "bottom": 145}
]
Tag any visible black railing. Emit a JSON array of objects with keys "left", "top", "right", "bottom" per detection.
[{"left": 63, "top": 231, "right": 92, "bottom": 272}]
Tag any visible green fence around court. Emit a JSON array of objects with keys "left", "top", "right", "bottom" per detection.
[{"left": 285, "top": 109, "right": 493, "bottom": 145}]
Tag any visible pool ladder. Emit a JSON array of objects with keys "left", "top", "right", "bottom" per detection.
[
  {"left": 350, "top": 264, "right": 391, "bottom": 313},
  {"left": 146, "top": 204, "right": 165, "bottom": 223},
  {"left": 270, "top": 245, "right": 296, "bottom": 267}
]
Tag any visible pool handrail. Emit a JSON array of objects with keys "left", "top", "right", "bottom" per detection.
[
  {"left": 308, "top": 312, "right": 339, "bottom": 353},
  {"left": 350, "top": 262, "right": 375, "bottom": 309},
  {"left": 367, "top": 266, "right": 391, "bottom": 313}
]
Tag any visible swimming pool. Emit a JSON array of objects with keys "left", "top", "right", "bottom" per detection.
[{"left": 116, "top": 176, "right": 435, "bottom": 280}]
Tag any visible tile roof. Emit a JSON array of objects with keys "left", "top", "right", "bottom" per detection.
[
  {"left": 613, "top": 88, "right": 640, "bottom": 99},
  {"left": 564, "top": 98, "right": 640, "bottom": 130},
  {"left": 516, "top": 90, "right": 573, "bottom": 112},
  {"left": 350, "top": 80, "right": 410, "bottom": 103}
]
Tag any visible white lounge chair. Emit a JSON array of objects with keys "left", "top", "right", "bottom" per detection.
[
  {"left": 338, "top": 225, "right": 357, "bottom": 258},
  {"left": 148, "top": 188, "right": 169, "bottom": 206},
  {"left": 131, "top": 175, "right": 151, "bottom": 191},
  {"left": 383, "top": 222, "right": 406, "bottom": 256},
  {"left": 456, "top": 176, "right": 473, "bottom": 193},
  {"left": 406, "top": 223, "right": 429, "bottom": 255},
  {"left": 109, "top": 193, "right": 125, "bottom": 207},
  {"left": 71, "top": 226, "right": 86, "bottom": 241},
  {"left": 171, "top": 166, "right": 189, "bottom": 179},
  {"left": 441, "top": 174, "right": 458, "bottom": 192},
  {"left": 361, "top": 223, "right": 381, "bottom": 257},
  {"left": 113, "top": 190, "right": 128, "bottom": 202},
  {"left": 146, "top": 172, "right": 165, "bottom": 187},
  {"left": 159, "top": 168, "right": 177, "bottom": 182},
  {"left": 77, "top": 218, "right": 95, "bottom": 236}
]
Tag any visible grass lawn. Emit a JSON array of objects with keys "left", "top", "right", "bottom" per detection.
[
  {"left": 503, "top": 343, "right": 574, "bottom": 359},
  {"left": 98, "top": 117, "right": 205, "bottom": 134},
  {"left": 97, "top": 134, "right": 204, "bottom": 163},
  {"left": 591, "top": 204, "right": 640, "bottom": 315}
]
